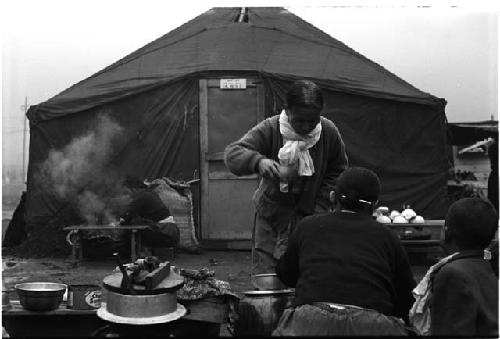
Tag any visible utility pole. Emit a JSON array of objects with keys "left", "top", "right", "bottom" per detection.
[{"left": 21, "top": 96, "right": 28, "bottom": 186}]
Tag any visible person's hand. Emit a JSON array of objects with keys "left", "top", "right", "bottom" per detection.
[{"left": 257, "top": 158, "right": 280, "bottom": 179}]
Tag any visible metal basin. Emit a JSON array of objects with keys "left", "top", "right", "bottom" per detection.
[
  {"left": 15, "top": 282, "right": 67, "bottom": 311},
  {"left": 251, "top": 273, "right": 287, "bottom": 290}
]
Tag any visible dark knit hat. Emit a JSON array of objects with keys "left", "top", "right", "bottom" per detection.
[{"left": 335, "top": 167, "right": 380, "bottom": 207}]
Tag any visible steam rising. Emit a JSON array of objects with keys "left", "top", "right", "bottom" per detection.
[{"left": 36, "top": 114, "right": 130, "bottom": 224}]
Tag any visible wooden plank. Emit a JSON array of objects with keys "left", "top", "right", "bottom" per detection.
[
  {"left": 6, "top": 297, "right": 229, "bottom": 324},
  {"left": 206, "top": 152, "right": 225, "bottom": 161},
  {"left": 145, "top": 262, "right": 171, "bottom": 291},
  {"left": 3, "top": 301, "right": 96, "bottom": 316},
  {"left": 180, "top": 297, "right": 228, "bottom": 324},
  {"left": 256, "top": 80, "right": 265, "bottom": 122},
  {"left": 199, "top": 79, "right": 209, "bottom": 240},
  {"left": 209, "top": 172, "right": 258, "bottom": 180}
]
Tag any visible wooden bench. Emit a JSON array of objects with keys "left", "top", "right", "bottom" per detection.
[
  {"left": 63, "top": 225, "right": 150, "bottom": 263},
  {"left": 2, "top": 297, "right": 229, "bottom": 337}
]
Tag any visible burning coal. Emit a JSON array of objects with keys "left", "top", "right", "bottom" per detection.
[{"left": 36, "top": 113, "right": 130, "bottom": 224}]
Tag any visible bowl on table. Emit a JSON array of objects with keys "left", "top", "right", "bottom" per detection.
[
  {"left": 15, "top": 282, "right": 67, "bottom": 311},
  {"left": 251, "top": 273, "right": 287, "bottom": 291}
]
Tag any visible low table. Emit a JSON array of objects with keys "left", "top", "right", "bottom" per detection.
[
  {"left": 3, "top": 297, "right": 229, "bottom": 337},
  {"left": 386, "top": 220, "right": 445, "bottom": 253},
  {"left": 63, "top": 225, "right": 150, "bottom": 263}
]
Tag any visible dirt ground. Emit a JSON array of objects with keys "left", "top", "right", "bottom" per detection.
[{"left": 2, "top": 250, "right": 254, "bottom": 295}]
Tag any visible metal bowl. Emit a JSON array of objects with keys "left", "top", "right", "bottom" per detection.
[
  {"left": 15, "top": 282, "right": 67, "bottom": 311},
  {"left": 251, "top": 273, "right": 287, "bottom": 291}
]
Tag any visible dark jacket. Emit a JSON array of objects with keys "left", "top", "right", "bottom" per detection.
[
  {"left": 430, "top": 250, "right": 498, "bottom": 337},
  {"left": 224, "top": 115, "right": 348, "bottom": 217},
  {"left": 276, "top": 212, "right": 416, "bottom": 320},
  {"left": 121, "top": 190, "right": 170, "bottom": 225}
]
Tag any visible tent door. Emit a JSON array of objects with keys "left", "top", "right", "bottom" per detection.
[{"left": 199, "top": 78, "right": 264, "bottom": 247}]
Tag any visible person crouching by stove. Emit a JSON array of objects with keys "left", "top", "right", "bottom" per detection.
[
  {"left": 119, "top": 176, "right": 180, "bottom": 254},
  {"left": 273, "top": 167, "right": 416, "bottom": 336}
]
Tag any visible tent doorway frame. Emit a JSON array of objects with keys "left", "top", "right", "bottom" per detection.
[{"left": 198, "top": 77, "right": 265, "bottom": 249}]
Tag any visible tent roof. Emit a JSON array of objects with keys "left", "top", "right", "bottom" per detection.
[
  {"left": 448, "top": 120, "right": 498, "bottom": 145},
  {"left": 29, "top": 7, "right": 445, "bottom": 122}
]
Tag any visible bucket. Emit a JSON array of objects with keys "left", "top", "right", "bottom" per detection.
[
  {"left": 67, "top": 284, "right": 102, "bottom": 310},
  {"left": 234, "top": 289, "right": 294, "bottom": 336}
]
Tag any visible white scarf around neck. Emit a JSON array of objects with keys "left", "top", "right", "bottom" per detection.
[{"left": 278, "top": 110, "right": 322, "bottom": 176}]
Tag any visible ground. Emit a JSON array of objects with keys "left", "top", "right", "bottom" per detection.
[{"left": 2, "top": 250, "right": 254, "bottom": 294}]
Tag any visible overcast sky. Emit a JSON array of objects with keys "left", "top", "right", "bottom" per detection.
[{"left": 1, "top": 0, "right": 499, "bottom": 173}]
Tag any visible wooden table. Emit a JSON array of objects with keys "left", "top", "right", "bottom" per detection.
[
  {"left": 63, "top": 225, "right": 150, "bottom": 263},
  {"left": 385, "top": 220, "right": 445, "bottom": 253},
  {"left": 2, "top": 297, "right": 229, "bottom": 337}
]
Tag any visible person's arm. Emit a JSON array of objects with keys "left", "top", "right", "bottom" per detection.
[
  {"left": 315, "top": 121, "right": 348, "bottom": 213},
  {"left": 224, "top": 119, "right": 274, "bottom": 176},
  {"left": 430, "top": 265, "right": 477, "bottom": 336},
  {"left": 391, "top": 233, "right": 416, "bottom": 322},
  {"left": 275, "top": 222, "right": 302, "bottom": 287}
]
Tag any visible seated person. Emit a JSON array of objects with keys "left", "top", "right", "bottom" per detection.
[
  {"left": 273, "top": 167, "right": 415, "bottom": 336},
  {"left": 426, "top": 198, "right": 498, "bottom": 337},
  {"left": 120, "top": 176, "right": 180, "bottom": 251}
]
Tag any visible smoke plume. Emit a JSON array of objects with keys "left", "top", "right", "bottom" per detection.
[{"left": 36, "top": 113, "right": 130, "bottom": 224}]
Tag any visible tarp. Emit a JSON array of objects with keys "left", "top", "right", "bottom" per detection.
[
  {"left": 448, "top": 120, "right": 498, "bottom": 145},
  {"left": 27, "top": 7, "right": 444, "bottom": 123},
  {"left": 24, "top": 7, "right": 450, "bottom": 240}
]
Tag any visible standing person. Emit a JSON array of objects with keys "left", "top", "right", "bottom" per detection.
[
  {"left": 273, "top": 167, "right": 415, "bottom": 336},
  {"left": 487, "top": 136, "right": 498, "bottom": 212},
  {"left": 224, "top": 80, "right": 348, "bottom": 274},
  {"left": 411, "top": 198, "right": 498, "bottom": 337}
]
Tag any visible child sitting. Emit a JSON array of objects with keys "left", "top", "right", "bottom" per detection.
[{"left": 410, "top": 197, "right": 498, "bottom": 337}]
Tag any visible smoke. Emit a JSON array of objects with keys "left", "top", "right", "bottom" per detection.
[{"left": 36, "top": 113, "right": 130, "bottom": 224}]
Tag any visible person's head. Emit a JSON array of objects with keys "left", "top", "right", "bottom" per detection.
[
  {"left": 331, "top": 167, "right": 380, "bottom": 214},
  {"left": 445, "top": 198, "right": 498, "bottom": 251},
  {"left": 285, "top": 80, "right": 324, "bottom": 136}
]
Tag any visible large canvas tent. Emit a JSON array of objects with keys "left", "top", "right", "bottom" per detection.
[{"left": 25, "top": 7, "right": 449, "bottom": 248}]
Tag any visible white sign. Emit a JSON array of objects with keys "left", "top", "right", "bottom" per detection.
[{"left": 220, "top": 79, "right": 247, "bottom": 89}]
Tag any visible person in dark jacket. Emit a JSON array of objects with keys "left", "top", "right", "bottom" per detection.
[
  {"left": 120, "top": 177, "right": 180, "bottom": 249},
  {"left": 224, "top": 80, "right": 348, "bottom": 274},
  {"left": 487, "top": 136, "right": 498, "bottom": 212},
  {"left": 429, "top": 198, "right": 498, "bottom": 337},
  {"left": 273, "top": 167, "right": 415, "bottom": 336}
]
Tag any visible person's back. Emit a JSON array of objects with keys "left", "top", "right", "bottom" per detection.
[
  {"left": 286, "top": 212, "right": 414, "bottom": 318},
  {"left": 274, "top": 167, "right": 415, "bottom": 336},
  {"left": 429, "top": 197, "right": 498, "bottom": 337},
  {"left": 431, "top": 253, "right": 498, "bottom": 336}
]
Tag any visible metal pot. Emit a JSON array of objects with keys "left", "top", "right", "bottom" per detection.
[
  {"left": 15, "top": 282, "right": 67, "bottom": 311},
  {"left": 251, "top": 273, "right": 287, "bottom": 290}
]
